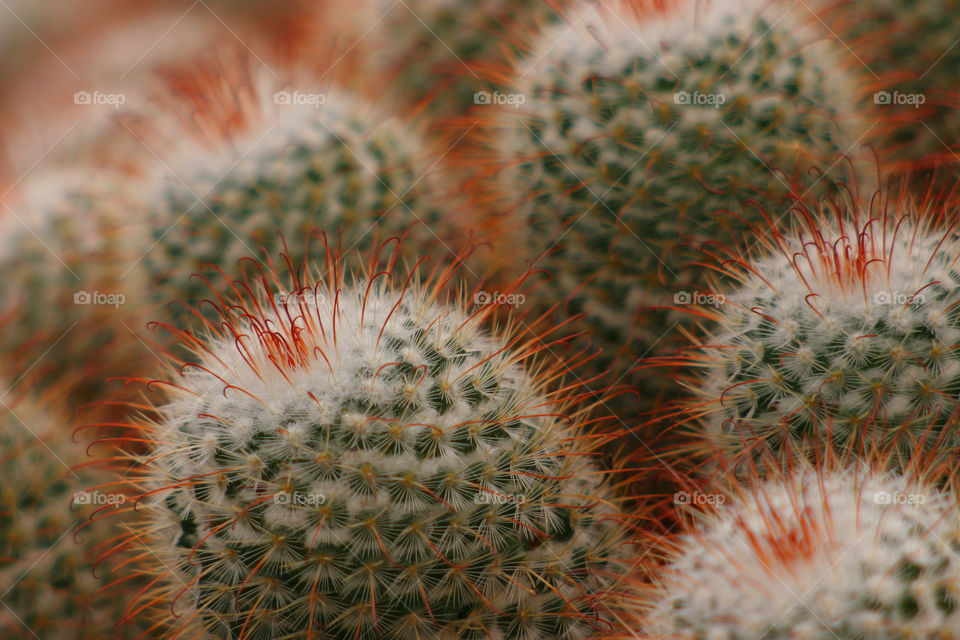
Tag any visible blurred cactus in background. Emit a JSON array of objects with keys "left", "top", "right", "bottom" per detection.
[
  {"left": 134, "top": 56, "right": 450, "bottom": 315},
  {"left": 815, "top": 0, "right": 960, "bottom": 181},
  {"left": 481, "top": 0, "right": 860, "bottom": 420},
  {"left": 0, "top": 167, "right": 145, "bottom": 403},
  {"left": 365, "top": 0, "right": 566, "bottom": 119},
  {"left": 0, "top": 392, "right": 139, "bottom": 639}
]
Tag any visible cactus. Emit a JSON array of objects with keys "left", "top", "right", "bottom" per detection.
[
  {"left": 367, "top": 0, "right": 564, "bottom": 117},
  {"left": 485, "top": 0, "right": 860, "bottom": 411},
  {"left": 104, "top": 247, "right": 627, "bottom": 639},
  {"left": 814, "top": 0, "right": 960, "bottom": 177},
  {"left": 677, "top": 198, "right": 960, "bottom": 472},
  {"left": 0, "top": 167, "right": 144, "bottom": 398},
  {"left": 139, "top": 58, "right": 446, "bottom": 314},
  {"left": 0, "top": 394, "right": 137, "bottom": 639},
  {"left": 644, "top": 466, "right": 960, "bottom": 639}
]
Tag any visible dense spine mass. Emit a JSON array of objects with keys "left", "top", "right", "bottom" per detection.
[
  {"left": 0, "top": 397, "right": 137, "bottom": 639},
  {"left": 110, "top": 252, "right": 626, "bottom": 639},
  {"left": 370, "top": 0, "right": 563, "bottom": 117},
  {"left": 645, "top": 468, "right": 960, "bottom": 639},
  {"left": 141, "top": 65, "right": 444, "bottom": 310},
  {"left": 681, "top": 205, "right": 960, "bottom": 473},
  {"left": 816, "top": 0, "right": 960, "bottom": 175},
  {"left": 488, "top": 0, "right": 858, "bottom": 409}
]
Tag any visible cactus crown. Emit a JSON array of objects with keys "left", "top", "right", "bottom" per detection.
[
  {"left": 107, "top": 245, "right": 626, "bottom": 639},
  {"left": 678, "top": 190, "right": 960, "bottom": 473},
  {"left": 645, "top": 466, "right": 960, "bottom": 639},
  {"left": 139, "top": 57, "right": 441, "bottom": 311},
  {"left": 483, "top": 0, "right": 858, "bottom": 402}
]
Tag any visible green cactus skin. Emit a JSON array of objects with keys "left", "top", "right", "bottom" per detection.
[
  {"left": 111, "top": 253, "right": 627, "bottom": 639},
  {"left": 645, "top": 468, "right": 960, "bottom": 639},
  {"left": 0, "top": 396, "right": 138, "bottom": 639},
  {"left": 684, "top": 208, "right": 960, "bottom": 472},
  {"left": 142, "top": 71, "right": 444, "bottom": 313},
  {"left": 489, "top": 0, "right": 859, "bottom": 412}
]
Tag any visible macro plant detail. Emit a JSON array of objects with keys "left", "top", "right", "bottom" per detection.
[
  {"left": 100, "top": 249, "right": 627, "bottom": 640},
  {"left": 0, "top": 394, "right": 138, "bottom": 639},
  {"left": 486, "top": 0, "right": 859, "bottom": 408},
  {"left": 644, "top": 467, "right": 960, "bottom": 639},
  {"left": 678, "top": 206, "right": 960, "bottom": 473},
  {"left": 2, "top": 1, "right": 960, "bottom": 638},
  {"left": 139, "top": 59, "right": 444, "bottom": 313},
  {"left": 815, "top": 0, "right": 960, "bottom": 178}
]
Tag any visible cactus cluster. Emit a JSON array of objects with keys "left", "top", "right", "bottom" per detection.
[
  {"left": 111, "top": 253, "right": 626, "bottom": 639},
  {"left": 487, "top": 0, "right": 859, "bottom": 405},
  {"left": 6, "top": 1, "right": 960, "bottom": 639},
  {"left": 645, "top": 467, "right": 960, "bottom": 639}
]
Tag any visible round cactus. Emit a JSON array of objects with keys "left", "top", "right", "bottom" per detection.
[
  {"left": 0, "top": 166, "right": 145, "bottom": 397},
  {"left": 644, "top": 467, "right": 960, "bottom": 639},
  {"left": 106, "top": 248, "right": 627, "bottom": 639},
  {"left": 814, "top": 0, "right": 960, "bottom": 176},
  {"left": 679, "top": 198, "right": 960, "bottom": 471},
  {"left": 0, "top": 394, "right": 138, "bottom": 639},
  {"left": 138, "top": 58, "right": 446, "bottom": 313},
  {"left": 487, "top": 0, "right": 860, "bottom": 409}
]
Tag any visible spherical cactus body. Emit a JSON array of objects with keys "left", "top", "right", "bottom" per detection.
[
  {"left": 0, "top": 167, "right": 144, "bottom": 398},
  {"left": 486, "top": 0, "right": 860, "bottom": 410},
  {"left": 139, "top": 58, "right": 446, "bottom": 313},
  {"left": 682, "top": 201, "right": 960, "bottom": 472},
  {"left": 107, "top": 248, "right": 627, "bottom": 639},
  {"left": 645, "top": 467, "right": 960, "bottom": 639}
]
